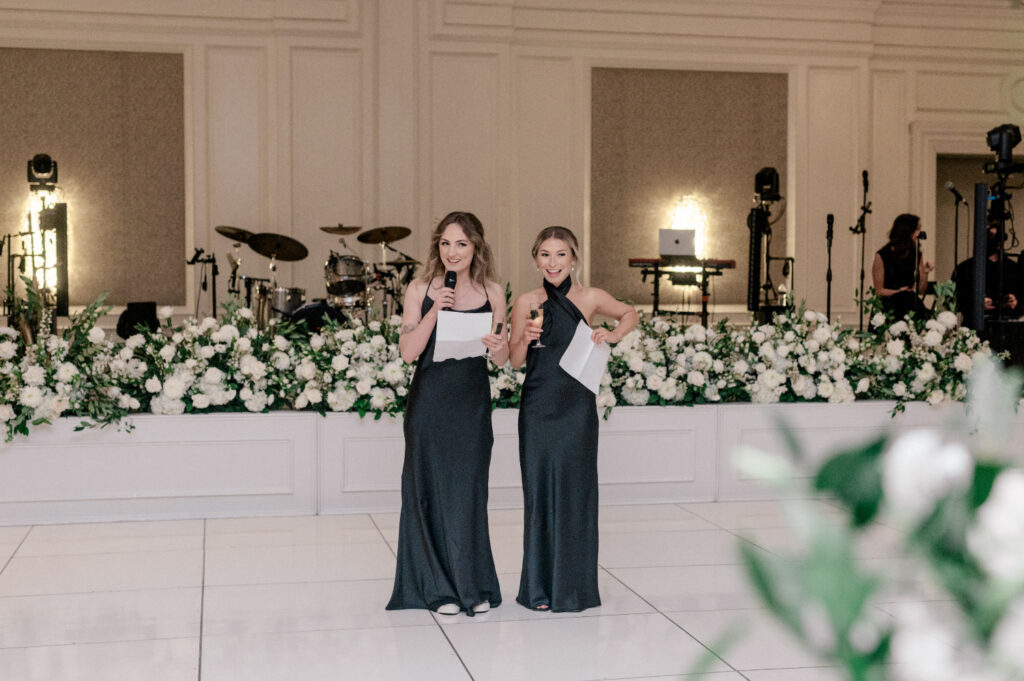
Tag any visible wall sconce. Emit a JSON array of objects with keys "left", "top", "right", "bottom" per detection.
[{"left": 668, "top": 195, "right": 708, "bottom": 258}]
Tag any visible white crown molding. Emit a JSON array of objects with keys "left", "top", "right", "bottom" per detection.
[{"left": 0, "top": 0, "right": 363, "bottom": 39}]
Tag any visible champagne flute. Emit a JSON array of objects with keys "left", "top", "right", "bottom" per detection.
[{"left": 529, "top": 303, "right": 545, "bottom": 348}]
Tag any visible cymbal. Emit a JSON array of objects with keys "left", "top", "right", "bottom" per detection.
[
  {"left": 215, "top": 225, "right": 253, "bottom": 243},
  {"left": 319, "top": 224, "right": 361, "bottom": 235},
  {"left": 248, "top": 232, "right": 309, "bottom": 261},
  {"left": 357, "top": 226, "right": 411, "bottom": 244}
]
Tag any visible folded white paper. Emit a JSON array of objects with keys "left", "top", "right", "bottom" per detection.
[
  {"left": 558, "top": 320, "right": 611, "bottom": 395},
  {"left": 433, "top": 310, "right": 493, "bottom": 362}
]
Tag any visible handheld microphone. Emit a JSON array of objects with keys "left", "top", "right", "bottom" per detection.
[
  {"left": 826, "top": 213, "right": 834, "bottom": 241},
  {"left": 944, "top": 181, "right": 965, "bottom": 204},
  {"left": 443, "top": 270, "right": 457, "bottom": 310},
  {"left": 917, "top": 231, "right": 927, "bottom": 241},
  {"left": 862, "top": 170, "right": 869, "bottom": 194}
]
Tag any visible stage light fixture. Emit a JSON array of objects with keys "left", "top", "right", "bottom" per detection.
[
  {"left": 27, "top": 153, "right": 58, "bottom": 190},
  {"left": 985, "top": 124, "right": 1023, "bottom": 175},
  {"left": 755, "top": 167, "right": 780, "bottom": 203}
]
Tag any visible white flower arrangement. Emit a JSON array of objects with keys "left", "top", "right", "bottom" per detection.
[
  {"left": 0, "top": 296, "right": 1012, "bottom": 442},
  {"left": 735, "top": 358, "right": 1024, "bottom": 681}
]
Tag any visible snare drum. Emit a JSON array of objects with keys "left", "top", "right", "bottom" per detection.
[
  {"left": 325, "top": 252, "right": 367, "bottom": 307},
  {"left": 254, "top": 285, "right": 305, "bottom": 328}
]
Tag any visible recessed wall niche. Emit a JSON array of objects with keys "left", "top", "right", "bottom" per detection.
[
  {"left": 591, "top": 68, "right": 787, "bottom": 311},
  {"left": 0, "top": 48, "right": 185, "bottom": 307}
]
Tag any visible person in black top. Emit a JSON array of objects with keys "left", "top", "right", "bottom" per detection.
[
  {"left": 952, "top": 220, "right": 1023, "bottom": 329},
  {"left": 386, "top": 211, "right": 508, "bottom": 617},
  {"left": 871, "top": 213, "right": 933, "bottom": 321}
]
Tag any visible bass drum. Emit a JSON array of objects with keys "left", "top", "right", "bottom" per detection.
[
  {"left": 290, "top": 301, "right": 347, "bottom": 333},
  {"left": 325, "top": 253, "right": 367, "bottom": 307},
  {"left": 254, "top": 285, "right": 305, "bottom": 329}
]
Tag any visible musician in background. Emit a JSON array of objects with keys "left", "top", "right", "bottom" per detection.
[
  {"left": 871, "top": 213, "right": 933, "bottom": 321},
  {"left": 952, "top": 219, "right": 1023, "bottom": 329}
]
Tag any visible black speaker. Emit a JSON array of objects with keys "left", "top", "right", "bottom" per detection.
[{"left": 116, "top": 302, "right": 159, "bottom": 339}]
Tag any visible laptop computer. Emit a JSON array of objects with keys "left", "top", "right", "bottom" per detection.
[{"left": 658, "top": 228, "right": 696, "bottom": 257}]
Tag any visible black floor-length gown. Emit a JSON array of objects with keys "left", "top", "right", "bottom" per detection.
[
  {"left": 516, "top": 276, "right": 601, "bottom": 612},
  {"left": 385, "top": 294, "right": 501, "bottom": 615}
]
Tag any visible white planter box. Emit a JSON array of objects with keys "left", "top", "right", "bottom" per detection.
[{"left": 2, "top": 402, "right": 1018, "bottom": 525}]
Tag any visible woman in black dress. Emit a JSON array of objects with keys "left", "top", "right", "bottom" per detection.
[
  {"left": 871, "top": 213, "right": 933, "bottom": 321},
  {"left": 509, "top": 226, "right": 638, "bottom": 612},
  {"left": 386, "top": 211, "right": 508, "bottom": 616}
]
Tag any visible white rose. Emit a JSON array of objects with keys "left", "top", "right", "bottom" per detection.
[
  {"left": 687, "top": 370, "right": 705, "bottom": 387},
  {"left": 883, "top": 429, "right": 972, "bottom": 524},
  {"left": 0, "top": 404, "right": 14, "bottom": 422},
  {"left": 18, "top": 385, "right": 44, "bottom": 408},
  {"left": 55, "top": 362, "right": 78, "bottom": 383},
  {"left": 967, "top": 469, "right": 1024, "bottom": 582},
  {"left": 159, "top": 344, "right": 177, "bottom": 362},
  {"left": 953, "top": 353, "right": 972, "bottom": 373},
  {"left": 331, "top": 354, "right": 350, "bottom": 372},
  {"left": 145, "top": 377, "right": 162, "bottom": 393},
  {"left": 23, "top": 364, "right": 46, "bottom": 386},
  {"left": 295, "top": 359, "right": 317, "bottom": 381},
  {"left": 88, "top": 326, "right": 105, "bottom": 344},
  {"left": 191, "top": 394, "right": 210, "bottom": 409},
  {"left": 870, "top": 312, "right": 886, "bottom": 329},
  {"left": 922, "top": 330, "right": 942, "bottom": 348},
  {"left": 856, "top": 377, "right": 870, "bottom": 394},
  {"left": 646, "top": 374, "right": 663, "bottom": 391},
  {"left": 157, "top": 305, "right": 174, "bottom": 321},
  {"left": 273, "top": 335, "right": 290, "bottom": 351},
  {"left": 272, "top": 351, "right": 291, "bottom": 370},
  {"left": 355, "top": 379, "right": 372, "bottom": 395},
  {"left": 309, "top": 334, "right": 325, "bottom": 351},
  {"left": 0, "top": 340, "right": 16, "bottom": 360}
]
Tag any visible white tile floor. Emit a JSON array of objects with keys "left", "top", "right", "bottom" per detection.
[{"left": 0, "top": 501, "right": 921, "bottom": 680}]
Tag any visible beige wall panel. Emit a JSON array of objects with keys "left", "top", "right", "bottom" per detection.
[
  {"left": 0, "top": 48, "right": 185, "bottom": 308},
  {"left": 206, "top": 46, "right": 266, "bottom": 318},
  {"left": 427, "top": 52, "right": 500, "bottom": 268},
  {"left": 870, "top": 71, "right": 911, "bottom": 265},
  {"left": 378, "top": 0, "right": 418, "bottom": 232},
  {"left": 591, "top": 68, "right": 787, "bottom": 312},
  {"left": 289, "top": 47, "right": 365, "bottom": 303},
  {"left": 916, "top": 72, "right": 1005, "bottom": 114},
  {"left": 804, "top": 68, "right": 861, "bottom": 319},
  {"left": 515, "top": 56, "right": 577, "bottom": 296}
]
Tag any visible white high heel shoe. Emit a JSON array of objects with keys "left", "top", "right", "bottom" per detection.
[
  {"left": 472, "top": 601, "right": 490, "bottom": 614},
  {"left": 435, "top": 603, "right": 460, "bottom": 616}
]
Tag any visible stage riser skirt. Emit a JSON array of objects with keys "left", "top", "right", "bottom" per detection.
[{"left": 1, "top": 403, "right": 1018, "bottom": 525}]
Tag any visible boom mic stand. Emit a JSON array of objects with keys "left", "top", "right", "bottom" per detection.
[
  {"left": 850, "top": 170, "right": 872, "bottom": 331},
  {"left": 826, "top": 213, "right": 834, "bottom": 322}
]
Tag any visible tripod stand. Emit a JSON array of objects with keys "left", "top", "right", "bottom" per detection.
[{"left": 850, "top": 170, "right": 872, "bottom": 331}]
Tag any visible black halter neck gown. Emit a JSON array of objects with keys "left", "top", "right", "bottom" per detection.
[
  {"left": 386, "top": 293, "right": 501, "bottom": 615},
  {"left": 516, "top": 276, "right": 601, "bottom": 612}
]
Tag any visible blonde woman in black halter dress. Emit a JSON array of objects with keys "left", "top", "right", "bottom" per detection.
[
  {"left": 386, "top": 211, "right": 508, "bottom": 616},
  {"left": 509, "top": 226, "right": 638, "bottom": 612}
]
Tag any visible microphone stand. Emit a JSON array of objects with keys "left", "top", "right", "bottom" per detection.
[
  {"left": 850, "top": 171, "right": 872, "bottom": 331},
  {"left": 952, "top": 194, "right": 964, "bottom": 270},
  {"left": 826, "top": 214, "right": 834, "bottom": 322}
]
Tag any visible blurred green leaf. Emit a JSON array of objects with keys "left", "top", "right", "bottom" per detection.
[{"left": 813, "top": 436, "right": 886, "bottom": 526}]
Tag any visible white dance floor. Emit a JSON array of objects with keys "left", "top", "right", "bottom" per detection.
[{"left": 0, "top": 500, "right": 923, "bottom": 680}]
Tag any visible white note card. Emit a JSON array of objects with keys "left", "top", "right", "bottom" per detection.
[
  {"left": 433, "top": 310, "right": 493, "bottom": 362},
  {"left": 558, "top": 320, "right": 611, "bottom": 395}
]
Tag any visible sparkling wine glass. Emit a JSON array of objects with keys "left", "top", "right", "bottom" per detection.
[{"left": 529, "top": 304, "right": 545, "bottom": 348}]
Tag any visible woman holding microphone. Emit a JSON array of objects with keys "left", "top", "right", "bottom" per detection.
[{"left": 386, "top": 211, "right": 508, "bottom": 616}]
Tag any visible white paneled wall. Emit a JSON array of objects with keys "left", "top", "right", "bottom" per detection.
[{"left": 0, "top": 0, "right": 1022, "bottom": 320}]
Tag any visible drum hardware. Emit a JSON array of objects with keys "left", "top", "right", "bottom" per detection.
[
  {"left": 325, "top": 250, "right": 368, "bottom": 309},
  {"left": 186, "top": 247, "right": 219, "bottom": 319},
  {"left": 253, "top": 284, "right": 305, "bottom": 329},
  {"left": 357, "top": 225, "right": 411, "bottom": 270},
  {"left": 319, "top": 224, "right": 361, "bottom": 236},
  {"left": 240, "top": 275, "right": 269, "bottom": 309}
]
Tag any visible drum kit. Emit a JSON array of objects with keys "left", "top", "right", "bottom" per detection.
[{"left": 214, "top": 222, "right": 419, "bottom": 329}]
